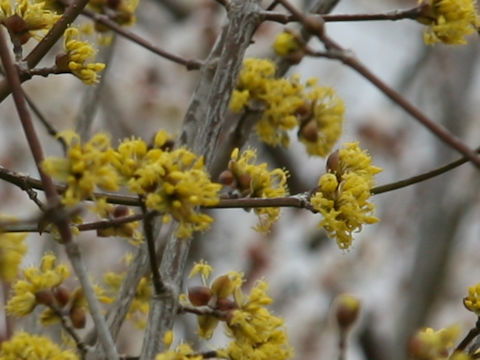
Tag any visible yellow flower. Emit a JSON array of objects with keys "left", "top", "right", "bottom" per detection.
[
  {"left": 298, "top": 85, "right": 345, "bottom": 157},
  {"left": 42, "top": 131, "right": 119, "bottom": 206},
  {"left": 88, "top": 0, "right": 139, "bottom": 27},
  {"left": 0, "top": 230, "right": 27, "bottom": 281},
  {"left": 230, "top": 58, "right": 344, "bottom": 153},
  {"left": 418, "top": 0, "right": 480, "bottom": 45},
  {"left": 0, "top": 331, "right": 78, "bottom": 360},
  {"left": 189, "top": 260, "right": 213, "bottom": 285},
  {"left": 228, "top": 148, "right": 288, "bottom": 232},
  {"left": 273, "top": 31, "right": 301, "bottom": 56},
  {"left": 310, "top": 142, "right": 381, "bottom": 249},
  {"left": 408, "top": 325, "right": 460, "bottom": 360},
  {"left": 6, "top": 253, "right": 70, "bottom": 316},
  {"left": 61, "top": 27, "right": 106, "bottom": 84},
  {"left": 224, "top": 280, "right": 293, "bottom": 360},
  {"left": 0, "top": 0, "right": 60, "bottom": 44},
  {"left": 155, "top": 343, "right": 202, "bottom": 360},
  {"left": 463, "top": 283, "right": 480, "bottom": 315}
]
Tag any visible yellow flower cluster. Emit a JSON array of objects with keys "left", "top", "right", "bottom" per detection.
[
  {"left": 88, "top": 0, "right": 139, "bottom": 27},
  {"left": 42, "top": 131, "right": 119, "bottom": 206},
  {"left": 0, "top": 0, "right": 60, "bottom": 44},
  {"left": 225, "top": 148, "right": 288, "bottom": 232},
  {"left": 0, "top": 230, "right": 27, "bottom": 281},
  {"left": 418, "top": 0, "right": 480, "bottom": 45},
  {"left": 310, "top": 142, "right": 381, "bottom": 250},
  {"left": 97, "top": 271, "right": 152, "bottom": 328},
  {"left": 155, "top": 343, "right": 201, "bottom": 360},
  {"left": 0, "top": 331, "right": 78, "bottom": 360},
  {"left": 43, "top": 130, "right": 220, "bottom": 239},
  {"left": 408, "top": 326, "right": 468, "bottom": 360},
  {"left": 463, "top": 283, "right": 480, "bottom": 315},
  {"left": 273, "top": 31, "right": 301, "bottom": 56},
  {"left": 6, "top": 252, "right": 70, "bottom": 317},
  {"left": 60, "top": 27, "right": 106, "bottom": 85},
  {"left": 229, "top": 58, "right": 344, "bottom": 156},
  {"left": 223, "top": 280, "right": 293, "bottom": 360},
  {"left": 113, "top": 132, "right": 221, "bottom": 239},
  {"left": 186, "top": 263, "right": 293, "bottom": 360}
]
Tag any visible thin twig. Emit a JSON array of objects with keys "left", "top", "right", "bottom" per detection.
[
  {"left": 49, "top": 304, "right": 89, "bottom": 356},
  {"left": 79, "top": 7, "right": 203, "bottom": 70},
  {"left": 262, "top": 5, "right": 424, "bottom": 24}
]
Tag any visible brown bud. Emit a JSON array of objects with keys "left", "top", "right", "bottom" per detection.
[
  {"left": 55, "top": 53, "right": 70, "bottom": 71},
  {"left": 113, "top": 205, "right": 129, "bottom": 218},
  {"left": 326, "top": 150, "right": 340, "bottom": 174},
  {"left": 236, "top": 174, "right": 251, "bottom": 190},
  {"left": 69, "top": 306, "right": 86, "bottom": 329},
  {"left": 334, "top": 293, "right": 360, "bottom": 330},
  {"left": 218, "top": 170, "right": 236, "bottom": 187},
  {"left": 299, "top": 120, "right": 318, "bottom": 142},
  {"left": 106, "top": 0, "right": 120, "bottom": 9},
  {"left": 303, "top": 15, "right": 324, "bottom": 36},
  {"left": 53, "top": 286, "right": 71, "bottom": 307},
  {"left": 284, "top": 49, "right": 305, "bottom": 65},
  {"left": 188, "top": 286, "right": 212, "bottom": 307},
  {"left": 4, "top": 15, "right": 28, "bottom": 35},
  {"left": 216, "top": 298, "right": 237, "bottom": 311},
  {"left": 35, "top": 290, "right": 54, "bottom": 306}
]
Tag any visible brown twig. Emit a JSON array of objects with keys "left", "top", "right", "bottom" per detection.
[
  {"left": 262, "top": 5, "right": 424, "bottom": 24},
  {"left": 79, "top": 7, "right": 203, "bottom": 70},
  {"left": 49, "top": 304, "right": 89, "bottom": 356}
]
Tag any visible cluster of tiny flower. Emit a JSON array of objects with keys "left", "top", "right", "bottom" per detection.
[
  {"left": 408, "top": 326, "right": 470, "bottom": 360},
  {"left": 155, "top": 261, "right": 293, "bottom": 360},
  {"left": 310, "top": 142, "right": 382, "bottom": 250},
  {"left": 229, "top": 58, "right": 345, "bottom": 157},
  {"left": 417, "top": 0, "right": 480, "bottom": 45},
  {"left": 219, "top": 148, "right": 289, "bottom": 232}
]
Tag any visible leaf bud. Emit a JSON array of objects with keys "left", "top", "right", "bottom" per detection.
[{"left": 188, "top": 286, "right": 212, "bottom": 306}]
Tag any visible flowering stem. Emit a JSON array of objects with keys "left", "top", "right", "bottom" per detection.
[{"left": 0, "top": 27, "right": 119, "bottom": 360}]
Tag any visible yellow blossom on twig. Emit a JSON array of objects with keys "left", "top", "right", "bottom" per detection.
[
  {"left": 0, "top": 227, "right": 27, "bottom": 281},
  {"left": 60, "top": 27, "right": 106, "bottom": 84},
  {"left": 311, "top": 142, "right": 381, "bottom": 249},
  {"left": 0, "top": 331, "right": 78, "bottom": 360},
  {"left": 418, "top": 0, "right": 480, "bottom": 45},
  {"left": 408, "top": 325, "right": 461, "bottom": 360},
  {"left": 6, "top": 252, "right": 70, "bottom": 317},
  {"left": 226, "top": 148, "right": 288, "bottom": 232}
]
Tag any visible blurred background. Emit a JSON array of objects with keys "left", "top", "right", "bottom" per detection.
[{"left": 0, "top": 0, "right": 479, "bottom": 359}]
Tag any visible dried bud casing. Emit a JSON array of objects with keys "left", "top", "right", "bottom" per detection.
[
  {"left": 299, "top": 120, "right": 318, "bottom": 142},
  {"left": 218, "top": 170, "right": 236, "bottom": 187},
  {"left": 188, "top": 286, "right": 212, "bottom": 306}
]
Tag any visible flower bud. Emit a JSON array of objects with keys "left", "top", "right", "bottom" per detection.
[
  {"left": 216, "top": 297, "right": 237, "bottom": 311},
  {"left": 53, "top": 286, "right": 71, "bottom": 307},
  {"left": 334, "top": 293, "right": 360, "bottom": 330},
  {"left": 218, "top": 170, "right": 236, "bottom": 187},
  {"left": 55, "top": 53, "right": 70, "bottom": 71},
  {"left": 113, "top": 205, "right": 129, "bottom": 218},
  {"left": 69, "top": 306, "right": 86, "bottom": 329},
  {"left": 188, "top": 286, "right": 212, "bottom": 306},
  {"left": 326, "top": 150, "right": 340, "bottom": 174},
  {"left": 4, "top": 15, "right": 28, "bottom": 36}
]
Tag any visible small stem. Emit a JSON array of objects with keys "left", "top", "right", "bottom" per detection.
[
  {"left": 453, "top": 318, "right": 480, "bottom": 354},
  {"left": 49, "top": 304, "right": 89, "bottom": 356},
  {"left": 141, "top": 201, "right": 165, "bottom": 294},
  {"left": 78, "top": 7, "right": 202, "bottom": 70}
]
